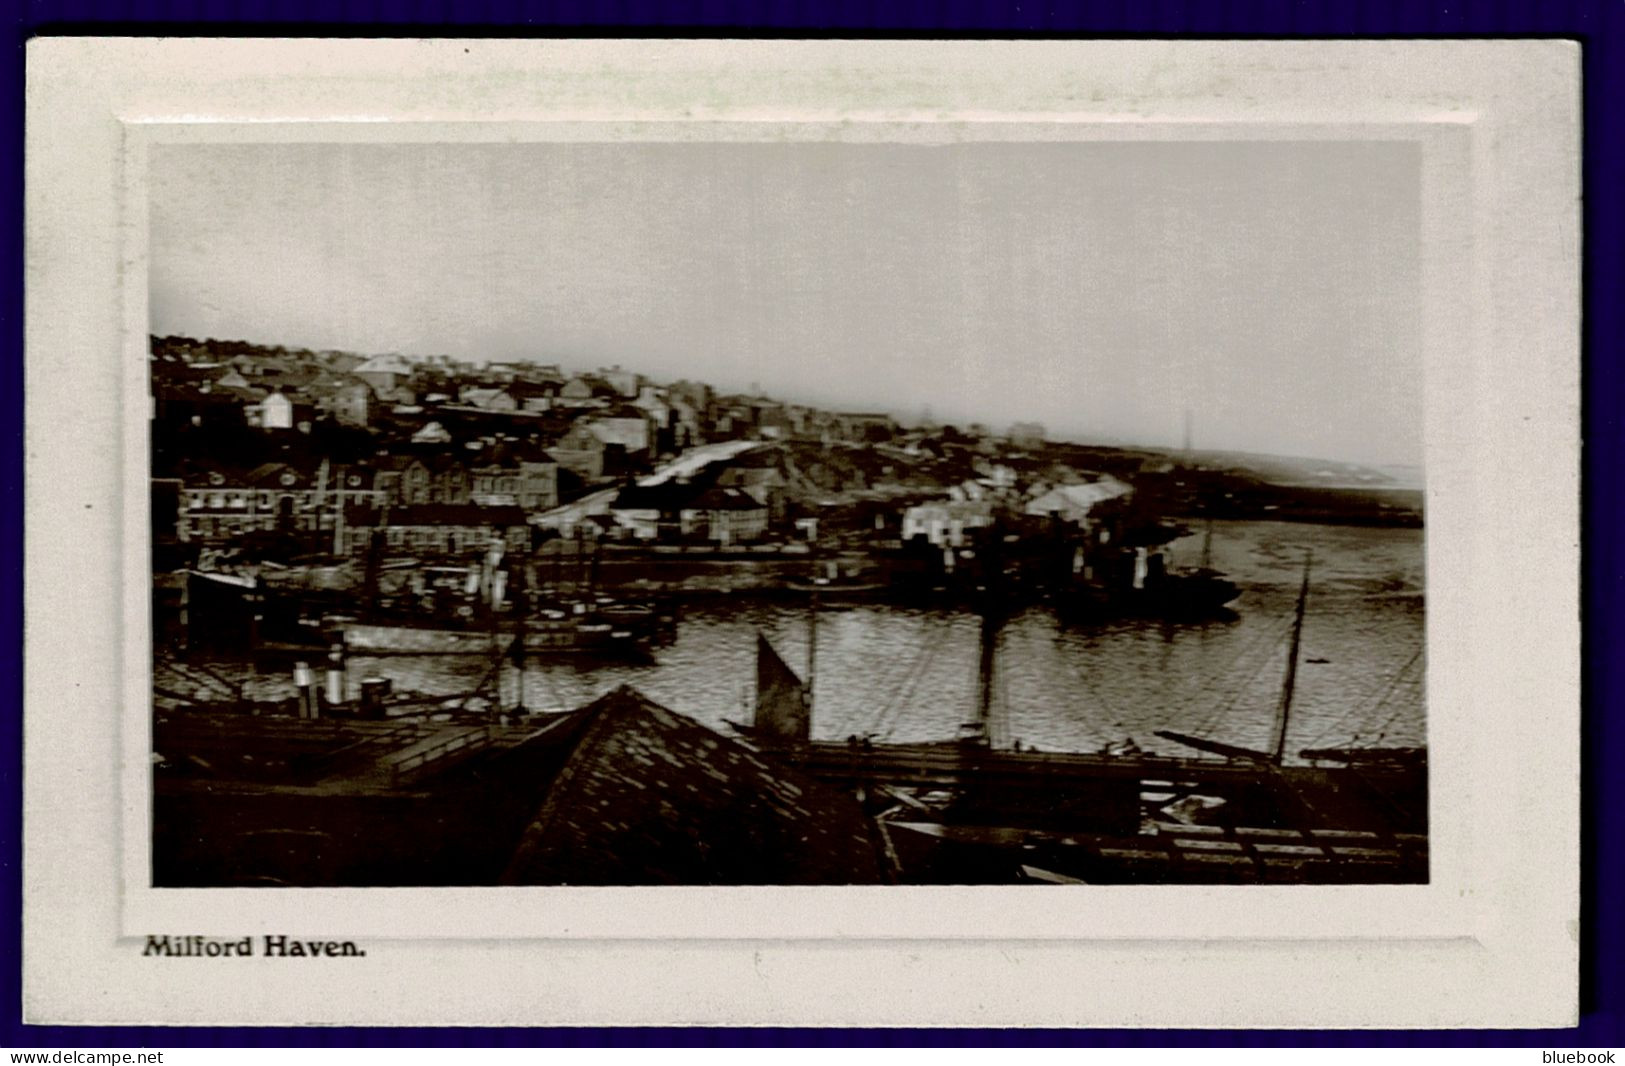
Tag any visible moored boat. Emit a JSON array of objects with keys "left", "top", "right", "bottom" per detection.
[{"left": 337, "top": 612, "right": 649, "bottom": 657}]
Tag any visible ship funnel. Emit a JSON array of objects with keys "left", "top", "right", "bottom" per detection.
[
  {"left": 294, "top": 661, "right": 317, "bottom": 719},
  {"left": 324, "top": 642, "right": 345, "bottom": 708}
]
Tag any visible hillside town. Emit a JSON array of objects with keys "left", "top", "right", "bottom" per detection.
[
  {"left": 149, "top": 334, "right": 1110, "bottom": 580},
  {"left": 150, "top": 334, "right": 1417, "bottom": 599}
]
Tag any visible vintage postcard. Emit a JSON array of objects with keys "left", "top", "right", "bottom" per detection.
[{"left": 23, "top": 38, "right": 1579, "bottom": 1026}]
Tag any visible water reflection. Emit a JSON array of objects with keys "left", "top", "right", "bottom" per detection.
[{"left": 328, "top": 521, "right": 1424, "bottom": 764}]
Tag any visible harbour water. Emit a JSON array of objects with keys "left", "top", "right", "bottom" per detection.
[{"left": 214, "top": 520, "right": 1425, "bottom": 764}]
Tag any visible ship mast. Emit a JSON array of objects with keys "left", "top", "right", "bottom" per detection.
[
  {"left": 974, "top": 608, "right": 999, "bottom": 744},
  {"left": 1270, "top": 550, "right": 1313, "bottom": 765},
  {"left": 805, "top": 587, "right": 818, "bottom": 719},
  {"left": 362, "top": 518, "right": 386, "bottom": 614},
  {"left": 509, "top": 554, "right": 528, "bottom": 715},
  {"left": 970, "top": 516, "right": 1008, "bottom": 747}
]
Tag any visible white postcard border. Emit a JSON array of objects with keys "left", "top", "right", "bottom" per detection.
[{"left": 24, "top": 38, "right": 1579, "bottom": 1028}]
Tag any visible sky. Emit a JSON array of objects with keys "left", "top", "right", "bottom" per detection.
[{"left": 149, "top": 139, "right": 1423, "bottom": 466}]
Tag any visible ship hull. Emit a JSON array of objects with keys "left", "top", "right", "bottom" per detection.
[
  {"left": 1059, "top": 573, "right": 1240, "bottom": 623},
  {"left": 340, "top": 621, "right": 647, "bottom": 657}
]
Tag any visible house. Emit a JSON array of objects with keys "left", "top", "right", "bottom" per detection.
[
  {"left": 260, "top": 390, "right": 294, "bottom": 430},
  {"left": 901, "top": 500, "right": 995, "bottom": 548},
  {"left": 666, "top": 380, "right": 713, "bottom": 431},
  {"left": 756, "top": 404, "right": 797, "bottom": 440},
  {"left": 247, "top": 360, "right": 322, "bottom": 394},
  {"left": 175, "top": 461, "right": 386, "bottom": 543},
  {"left": 245, "top": 390, "right": 314, "bottom": 431},
  {"left": 598, "top": 365, "right": 639, "bottom": 398},
  {"left": 508, "top": 379, "right": 562, "bottom": 413},
  {"left": 320, "top": 378, "right": 373, "bottom": 428},
  {"left": 514, "top": 460, "right": 560, "bottom": 510},
  {"left": 411, "top": 421, "right": 453, "bottom": 445},
  {"left": 666, "top": 396, "right": 703, "bottom": 449},
  {"left": 471, "top": 457, "right": 559, "bottom": 511},
  {"left": 485, "top": 362, "right": 540, "bottom": 384},
  {"left": 425, "top": 453, "right": 472, "bottom": 505},
  {"left": 353, "top": 353, "right": 417, "bottom": 404},
  {"left": 681, "top": 486, "right": 769, "bottom": 545},
  {"left": 326, "top": 463, "right": 391, "bottom": 511},
  {"left": 556, "top": 376, "right": 607, "bottom": 409},
  {"left": 607, "top": 482, "right": 693, "bottom": 541},
  {"left": 320, "top": 350, "right": 367, "bottom": 374},
  {"left": 372, "top": 455, "right": 433, "bottom": 506},
  {"left": 607, "top": 480, "right": 767, "bottom": 543},
  {"left": 974, "top": 461, "right": 1020, "bottom": 491},
  {"left": 1008, "top": 421, "right": 1047, "bottom": 450},
  {"left": 459, "top": 387, "right": 518, "bottom": 412},
  {"left": 631, "top": 384, "right": 671, "bottom": 428},
  {"left": 175, "top": 465, "right": 268, "bottom": 542},
  {"left": 715, "top": 455, "right": 788, "bottom": 521},
  {"left": 831, "top": 412, "right": 900, "bottom": 444},
  {"left": 338, "top": 504, "right": 529, "bottom": 557},
  {"left": 1023, "top": 477, "right": 1133, "bottom": 527},
  {"left": 711, "top": 396, "right": 758, "bottom": 440},
  {"left": 587, "top": 406, "right": 652, "bottom": 456},
  {"left": 548, "top": 422, "right": 608, "bottom": 480}
]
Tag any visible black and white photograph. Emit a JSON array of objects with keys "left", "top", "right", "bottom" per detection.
[
  {"left": 146, "top": 135, "right": 1427, "bottom": 888},
  {"left": 24, "top": 38, "right": 1581, "bottom": 1028}
]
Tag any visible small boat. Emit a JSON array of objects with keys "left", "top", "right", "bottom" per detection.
[
  {"left": 784, "top": 554, "right": 888, "bottom": 602},
  {"left": 783, "top": 576, "right": 888, "bottom": 602}
]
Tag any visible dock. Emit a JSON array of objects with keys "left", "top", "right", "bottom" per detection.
[{"left": 755, "top": 737, "right": 1427, "bottom": 873}]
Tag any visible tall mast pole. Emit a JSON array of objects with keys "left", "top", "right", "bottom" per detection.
[
  {"left": 976, "top": 608, "right": 998, "bottom": 744},
  {"left": 1270, "top": 550, "right": 1313, "bottom": 764},
  {"left": 510, "top": 554, "right": 528, "bottom": 715},
  {"left": 973, "top": 518, "right": 1006, "bottom": 746},
  {"left": 805, "top": 587, "right": 817, "bottom": 719}
]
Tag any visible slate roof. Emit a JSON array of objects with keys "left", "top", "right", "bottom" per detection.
[
  {"left": 354, "top": 353, "right": 414, "bottom": 376},
  {"left": 686, "top": 486, "right": 767, "bottom": 512},
  {"left": 610, "top": 482, "right": 697, "bottom": 512},
  {"left": 501, "top": 686, "right": 886, "bottom": 885}
]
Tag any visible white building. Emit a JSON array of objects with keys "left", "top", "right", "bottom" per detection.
[
  {"left": 1023, "top": 477, "right": 1133, "bottom": 526},
  {"left": 588, "top": 410, "right": 652, "bottom": 454},
  {"left": 260, "top": 391, "right": 294, "bottom": 430},
  {"left": 901, "top": 500, "right": 994, "bottom": 548}
]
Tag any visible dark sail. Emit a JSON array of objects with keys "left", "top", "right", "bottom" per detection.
[{"left": 755, "top": 633, "right": 810, "bottom": 743}]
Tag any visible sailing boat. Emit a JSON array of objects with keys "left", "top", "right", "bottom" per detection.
[
  {"left": 729, "top": 632, "right": 813, "bottom": 743},
  {"left": 738, "top": 525, "right": 1010, "bottom": 752}
]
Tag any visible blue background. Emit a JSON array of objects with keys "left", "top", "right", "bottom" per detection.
[{"left": 4, "top": 0, "right": 1620, "bottom": 1048}]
